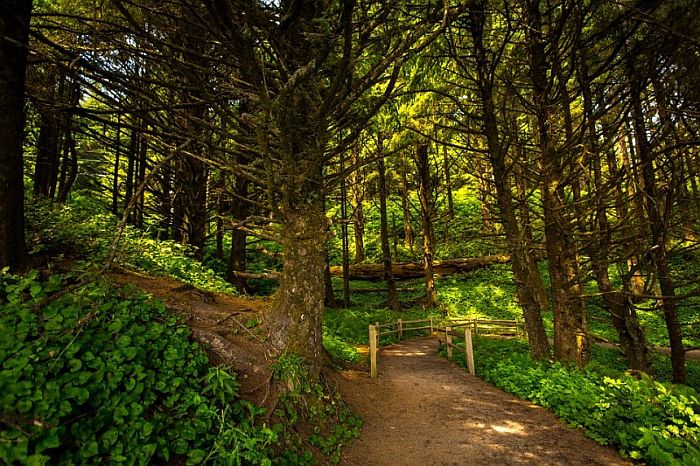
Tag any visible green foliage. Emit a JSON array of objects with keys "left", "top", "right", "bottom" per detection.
[
  {"left": 0, "top": 271, "right": 275, "bottom": 465},
  {"left": 26, "top": 194, "right": 237, "bottom": 294},
  {"left": 443, "top": 336, "right": 700, "bottom": 465},
  {"left": 324, "top": 304, "right": 435, "bottom": 346},
  {"left": 438, "top": 265, "right": 525, "bottom": 320},
  {"left": 323, "top": 333, "right": 362, "bottom": 364},
  {"left": 270, "top": 355, "right": 362, "bottom": 464}
]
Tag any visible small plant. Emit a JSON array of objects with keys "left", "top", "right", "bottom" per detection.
[{"left": 270, "top": 353, "right": 362, "bottom": 464}]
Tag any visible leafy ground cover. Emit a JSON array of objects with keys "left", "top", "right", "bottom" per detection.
[
  {"left": 26, "top": 194, "right": 236, "bottom": 294},
  {"left": 0, "top": 271, "right": 275, "bottom": 465}
]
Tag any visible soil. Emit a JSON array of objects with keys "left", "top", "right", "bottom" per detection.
[{"left": 333, "top": 338, "right": 630, "bottom": 466}]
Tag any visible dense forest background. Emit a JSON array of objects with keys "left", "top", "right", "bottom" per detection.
[{"left": 1, "top": 0, "right": 700, "bottom": 464}]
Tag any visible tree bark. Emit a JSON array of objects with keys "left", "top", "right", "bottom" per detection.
[
  {"left": 399, "top": 155, "right": 414, "bottom": 253},
  {"left": 467, "top": 1, "right": 549, "bottom": 359},
  {"left": 0, "top": 0, "right": 31, "bottom": 271},
  {"left": 227, "top": 176, "right": 249, "bottom": 293}
]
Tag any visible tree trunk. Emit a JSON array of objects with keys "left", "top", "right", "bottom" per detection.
[
  {"left": 112, "top": 116, "right": 122, "bottom": 215},
  {"left": 125, "top": 124, "right": 137, "bottom": 222},
  {"left": 32, "top": 68, "right": 66, "bottom": 200},
  {"left": 340, "top": 152, "right": 351, "bottom": 308},
  {"left": 377, "top": 150, "right": 401, "bottom": 311},
  {"left": 159, "top": 164, "right": 172, "bottom": 239},
  {"left": 268, "top": 203, "right": 328, "bottom": 378},
  {"left": 0, "top": 0, "right": 31, "bottom": 271},
  {"left": 350, "top": 147, "right": 365, "bottom": 263},
  {"left": 443, "top": 144, "right": 454, "bottom": 220},
  {"left": 399, "top": 155, "right": 414, "bottom": 253},
  {"left": 628, "top": 57, "right": 686, "bottom": 383},
  {"left": 227, "top": 176, "right": 249, "bottom": 293},
  {"left": 414, "top": 142, "right": 437, "bottom": 308},
  {"left": 467, "top": 1, "right": 549, "bottom": 359},
  {"left": 526, "top": 0, "right": 588, "bottom": 365}
]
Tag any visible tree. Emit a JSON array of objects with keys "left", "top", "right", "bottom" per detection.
[{"left": 0, "top": 0, "right": 32, "bottom": 271}]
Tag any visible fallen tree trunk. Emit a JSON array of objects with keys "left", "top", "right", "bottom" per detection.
[
  {"left": 332, "top": 287, "right": 418, "bottom": 293},
  {"left": 330, "top": 255, "right": 511, "bottom": 281}
]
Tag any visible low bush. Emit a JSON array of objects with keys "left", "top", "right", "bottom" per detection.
[{"left": 0, "top": 271, "right": 275, "bottom": 465}]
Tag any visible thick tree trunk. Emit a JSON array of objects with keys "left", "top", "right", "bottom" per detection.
[
  {"left": 377, "top": 153, "right": 401, "bottom": 311},
  {"left": 0, "top": 0, "right": 31, "bottom": 271},
  {"left": 268, "top": 204, "right": 327, "bottom": 378}
]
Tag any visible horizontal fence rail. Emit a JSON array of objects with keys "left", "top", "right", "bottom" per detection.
[{"left": 368, "top": 318, "right": 524, "bottom": 379}]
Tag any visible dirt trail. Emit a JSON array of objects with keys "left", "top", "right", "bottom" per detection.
[{"left": 334, "top": 338, "right": 629, "bottom": 466}]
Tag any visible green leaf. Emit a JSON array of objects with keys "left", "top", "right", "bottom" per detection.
[{"left": 187, "top": 449, "right": 207, "bottom": 465}]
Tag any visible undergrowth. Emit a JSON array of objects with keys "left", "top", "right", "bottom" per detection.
[
  {"left": 270, "top": 354, "right": 362, "bottom": 464},
  {"left": 26, "top": 194, "right": 236, "bottom": 294},
  {"left": 0, "top": 271, "right": 274, "bottom": 465}
]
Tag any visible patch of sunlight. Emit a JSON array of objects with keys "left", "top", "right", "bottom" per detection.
[{"left": 490, "top": 421, "right": 526, "bottom": 435}]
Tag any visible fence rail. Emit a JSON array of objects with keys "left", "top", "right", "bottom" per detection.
[{"left": 368, "top": 318, "right": 524, "bottom": 379}]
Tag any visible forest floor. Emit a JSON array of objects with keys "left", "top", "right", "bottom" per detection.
[
  {"left": 332, "top": 338, "right": 629, "bottom": 466},
  {"left": 107, "top": 271, "right": 684, "bottom": 464}
]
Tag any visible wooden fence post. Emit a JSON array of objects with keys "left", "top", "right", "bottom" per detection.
[
  {"left": 429, "top": 316, "right": 433, "bottom": 334},
  {"left": 398, "top": 319, "right": 403, "bottom": 340},
  {"left": 464, "top": 327, "right": 475, "bottom": 376},
  {"left": 446, "top": 326, "right": 453, "bottom": 358},
  {"left": 369, "top": 324, "right": 378, "bottom": 379}
]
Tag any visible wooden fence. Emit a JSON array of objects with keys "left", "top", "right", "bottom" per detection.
[{"left": 368, "top": 318, "right": 524, "bottom": 379}]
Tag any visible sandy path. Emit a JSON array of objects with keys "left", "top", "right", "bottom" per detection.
[{"left": 335, "top": 338, "right": 629, "bottom": 466}]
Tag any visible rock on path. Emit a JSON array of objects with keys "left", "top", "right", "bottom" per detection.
[{"left": 335, "top": 338, "right": 629, "bottom": 466}]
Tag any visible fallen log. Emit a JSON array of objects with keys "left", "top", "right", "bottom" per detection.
[
  {"left": 332, "top": 287, "right": 418, "bottom": 293},
  {"left": 329, "top": 254, "right": 511, "bottom": 281},
  {"left": 230, "top": 271, "right": 280, "bottom": 280}
]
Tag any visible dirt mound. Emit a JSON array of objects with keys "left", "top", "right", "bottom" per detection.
[{"left": 108, "top": 271, "right": 275, "bottom": 405}]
